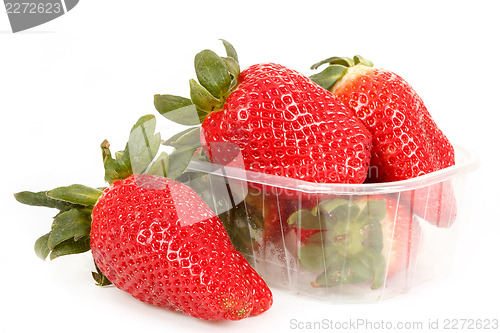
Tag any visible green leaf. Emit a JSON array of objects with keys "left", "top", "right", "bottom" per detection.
[
  {"left": 353, "top": 55, "right": 373, "bottom": 67},
  {"left": 287, "top": 209, "right": 323, "bottom": 230},
  {"left": 47, "top": 208, "right": 92, "bottom": 250},
  {"left": 47, "top": 184, "right": 102, "bottom": 207},
  {"left": 147, "top": 151, "right": 169, "bottom": 177},
  {"left": 314, "top": 199, "right": 350, "bottom": 215},
  {"left": 163, "top": 127, "right": 196, "bottom": 146},
  {"left": 49, "top": 236, "right": 91, "bottom": 260},
  {"left": 310, "top": 56, "right": 354, "bottom": 70},
  {"left": 128, "top": 115, "right": 161, "bottom": 174},
  {"left": 309, "top": 64, "right": 348, "bottom": 90},
  {"left": 176, "top": 172, "right": 222, "bottom": 212},
  {"left": 359, "top": 221, "right": 384, "bottom": 252},
  {"left": 298, "top": 244, "right": 336, "bottom": 271},
  {"left": 154, "top": 94, "right": 206, "bottom": 125},
  {"left": 345, "top": 255, "right": 375, "bottom": 282},
  {"left": 304, "top": 231, "right": 328, "bottom": 245},
  {"left": 222, "top": 57, "right": 240, "bottom": 82},
  {"left": 163, "top": 126, "right": 201, "bottom": 149},
  {"left": 220, "top": 39, "right": 239, "bottom": 63},
  {"left": 92, "top": 261, "right": 112, "bottom": 286},
  {"left": 194, "top": 50, "right": 232, "bottom": 100},
  {"left": 14, "top": 191, "right": 81, "bottom": 211},
  {"left": 101, "top": 140, "right": 133, "bottom": 184},
  {"left": 311, "top": 248, "right": 386, "bottom": 289},
  {"left": 369, "top": 251, "right": 387, "bottom": 289},
  {"left": 34, "top": 233, "right": 51, "bottom": 260},
  {"left": 357, "top": 199, "right": 387, "bottom": 224},
  {"left": 219, "top": 39, "right": 240, "bottom": 90},
  {"left": 318, "top": 199, "right": 360, "bottom": 223},
  {"left": 189, "top": 79, "right": 222, "bottom": 113},
  {"left": 115, "top": 148, "right": 131, "bottom": 169},
  {"left": 219, "top": 201, "right": 261, "bottom": 258},
  {"left": 154, "top": 93, "right": 192, "bottom": 112},
  {"left": 167, "top": 146, "right": 197, "bottom": 180},
  {"left": 313, "top": 258, "right": 368, "bottom": 287}
]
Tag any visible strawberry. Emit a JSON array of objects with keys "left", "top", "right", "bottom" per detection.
[
  {"left": 237, "top": 255, "right": 273, "bottom": 314},
  {"left": 14, "top": 114, "right": 272, "bottom": 320},
  {"left": 155, "top": 41, "right": 372, "bottom": 185},
  {"left": 309, "top": 56, "right": 456, "bottom": 226},
  {"left": 286, "top": 195, "right": 420, "bottom": 289},
  {"left": 91, "top": 174, "right": 270, "bottom": 320}
]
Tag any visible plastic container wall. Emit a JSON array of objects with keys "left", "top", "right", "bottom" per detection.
[{"left": 183, "top": 145, "right": 478, "bottom": 303}]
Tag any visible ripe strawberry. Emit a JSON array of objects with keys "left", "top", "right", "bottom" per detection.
[
  {"left": 155, "top": 41, "right": 372, "bottom": 185},
  {"left": 201, "top": 63, "right": 372, "bottom": 184},
  {"left": 91, "top": 174, "right": 270, "bottom": 320},
  {"left": 286, "top": 195, "right": 420, "bottom": 288},
  {"left": 310, "top": 56, "right": 456, "bottom": 226},
  {"left": 237, "top": 255, "right": 273, "bottom": 314},
  {"left": 14, "top": 114, "right": 272, "bottom": 320}
]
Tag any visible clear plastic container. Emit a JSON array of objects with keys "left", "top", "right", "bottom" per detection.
[{"left": 182, "top": 145, "right": 479, "bottom": 302}]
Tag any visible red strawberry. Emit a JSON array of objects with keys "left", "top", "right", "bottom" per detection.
[
  {"left": 15, "top": 114, "right": 272, "bottom": 321},
  {"left": 201, "top": 62, "right": 372, "bottom": 184},
  {"left": 309, "top": 56, "right": 456, "bottom": 226},
  {"left": 286, "top": 195, "right": 420, "bottom": 288},
  {"left": 156, "top": 41, "right": 372, "bottom": 185},
  {"left": 237, "top": 255, "right": 273, "bottom": 314},
  {"left": 91, "top": 174, "right": 271, "bottom": 320}
]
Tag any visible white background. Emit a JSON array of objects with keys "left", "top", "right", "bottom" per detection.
[{"left": 1, "top": 1, "right": 499, "bottom": 332}]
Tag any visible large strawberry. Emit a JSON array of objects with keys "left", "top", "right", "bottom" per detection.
[
  {"left": 14, "top": 115, "right": 272, "bottom": 320},
  {"left": 286, "top": 195, "right": 420, "bottom": 289},
  {"left": 92, "top": 174, "right": 270, "bottom": 319},
  {"left": 309, "top": 56, "right": 456, "bottom": 226},
  {"left": 155, "top": 41, "right": 372, "bottom": 185}
]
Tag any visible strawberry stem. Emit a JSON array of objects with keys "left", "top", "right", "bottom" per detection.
[{"left": 154, "top": 40, "right": 240, "bottom": 125}]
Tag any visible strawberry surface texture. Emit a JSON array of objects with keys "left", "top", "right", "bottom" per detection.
[{"left": 91, "top": 174, "right": 272, "bottom": 320}]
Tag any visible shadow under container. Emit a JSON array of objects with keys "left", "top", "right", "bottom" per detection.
[{"left": 184, "top": 145, "right": 479, "bottom": 303}]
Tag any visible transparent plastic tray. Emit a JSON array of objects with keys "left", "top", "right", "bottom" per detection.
[{"left": 183, "top": 145, "right": 479, "bottom": 302}]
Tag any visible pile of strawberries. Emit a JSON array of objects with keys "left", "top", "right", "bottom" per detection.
[{"left": 15, "top": 40, "right": 455, "bottom": 321}]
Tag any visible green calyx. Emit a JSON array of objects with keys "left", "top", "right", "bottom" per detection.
[
  {"left": 287, "top": 198, "right": 387, "bottom": 289},
  {"left": 218, "top": 201, "right": 263, "bottom": 260},
  {"left": 14, "top": 113, "right": 202, "bottom": 285},
  {"left": 154, "top": 39, "right": 240, "bottom": 126},
  {"left": 99, "top": 114, "right": 198, "bottom": 185},
  {"left": 309, "top": 55, "right": 373, "bottom": 91},
  {"left": 15, "top": 186, "right": 99, "bottom": 261}
]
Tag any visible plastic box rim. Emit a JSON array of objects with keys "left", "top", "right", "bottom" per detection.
[{"left": 186, "top": 145, "right": 479, "bottom": 195}]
